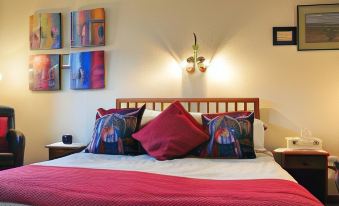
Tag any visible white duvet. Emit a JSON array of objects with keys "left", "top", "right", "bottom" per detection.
[{"left": 35, "top": 151, "right": 295, "bottom": 182}]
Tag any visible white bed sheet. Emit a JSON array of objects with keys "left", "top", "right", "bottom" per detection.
[{"left": 34, "top": 151, "right": 295, "bottom": 182}]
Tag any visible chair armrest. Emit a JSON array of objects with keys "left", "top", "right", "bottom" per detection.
[{"left": 6, "top": 129, "right": 25, "bottom": 166}]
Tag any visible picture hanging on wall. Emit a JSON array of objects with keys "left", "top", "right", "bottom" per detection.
[
  {"left": 70, "top": 50, "right": 105, "bottom": 90},
  {"left": 298, "top": 4, "right": 339, "bottom": 50},
  {"left": 29, "top": 13, "right": 62, "bottom": 50},
  {"left": 29, "top": 54, "right": 60, "bottom": 91},
  {"left": 71, "top": 8, "right": 105, "bottom": 47},
  {"left": 272, "top": 27, "right": 297, "bottom": 45}
]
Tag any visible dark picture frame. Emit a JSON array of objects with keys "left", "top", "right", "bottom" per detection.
[
  {"left": 273, "top": 27, "right": 297, "bottom": 45},
  {"left": 298, "top": 4, "right": 339, "bottom": 51}
]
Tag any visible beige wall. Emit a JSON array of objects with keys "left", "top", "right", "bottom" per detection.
[{"left": 0, "top": 0, "right": 338, "bottom": 167}]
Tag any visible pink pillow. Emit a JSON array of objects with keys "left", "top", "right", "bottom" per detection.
[
  {"left": 132, "top": 101, "right": 209, "bottom": 160},
  {"left": 0, "top": 117, "right": 8, "bottom": 137},
  {"left": 0, "top": 117, "right": 9, "bottom": 152}
]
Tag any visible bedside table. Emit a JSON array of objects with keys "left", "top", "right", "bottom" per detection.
[
  {"left": 45, "top": 142, "right": 86, "bottom": 160},
  {"left": 273, "top": 148, "right": 329, "bottom": 204}
]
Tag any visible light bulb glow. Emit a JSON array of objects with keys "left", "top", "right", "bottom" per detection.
[
  {"left": 179, "top": 60, "right": 188, "bottom": 69},
  {"left": 207, "top": 55, "right": 235, "bottom": 82},
  {"left": 167, "top": 58, "right": 182, "bottom": 78}
]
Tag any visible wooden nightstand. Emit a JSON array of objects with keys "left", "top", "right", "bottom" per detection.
[
  {"left": 273, "top": 148, "right": 329, "bottom": 204},
  {"left": 45, "top": 142, "right": 86, "bottom": 160}
]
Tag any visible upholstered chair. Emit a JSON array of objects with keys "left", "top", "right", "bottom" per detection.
[
  {"left": 0, "top": 106, "right": 25, "bottom": 170},
  {"left": 335, "top": 161, "right": 339, "bottom": 192}
]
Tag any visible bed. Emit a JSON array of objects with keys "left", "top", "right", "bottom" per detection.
[{"left": 0, "top": 98, "right": 323, "bottom": 206}]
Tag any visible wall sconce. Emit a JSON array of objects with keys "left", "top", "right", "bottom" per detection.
[{"left": 186, "top": 33, "right": 207, "bottom": 74}]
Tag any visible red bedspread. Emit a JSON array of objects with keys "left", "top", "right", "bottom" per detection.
[{"left": 0, "top": 165, "right": 322, "bottom": 206}]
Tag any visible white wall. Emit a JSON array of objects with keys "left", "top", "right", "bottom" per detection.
[{"left": 0, "top": 0, "right": 338, "bottom": 168}]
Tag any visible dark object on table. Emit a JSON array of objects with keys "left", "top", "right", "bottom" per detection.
[
  {"left": 62, "top": 134, "right": 72, "bottom": 144},
  {"left": 0, "top": 106, "right": 25, "bottom": 170}
]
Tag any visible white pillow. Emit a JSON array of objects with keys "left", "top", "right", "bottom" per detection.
[
  {"left": 141, "top": 109, "right": 203, "bottom": 127},
  {"left": 253, "top": 118, "right": 265, "bottom": 150},
  {"left": 141, "top": 109, "right": 265, "bottom": 150},
  {"left": 188, "top": 111, "right": 203, "bottom": 125},
  {"left": 140, "top": 109, "right": 161, "bottom": 127}
]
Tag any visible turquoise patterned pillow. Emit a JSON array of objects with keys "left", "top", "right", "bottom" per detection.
[
  {"left": 198, "top": 112, "right": 256, "bottom": 159},
  {"left": 85, "top": 113, "right": 138, "bottom": 155}
]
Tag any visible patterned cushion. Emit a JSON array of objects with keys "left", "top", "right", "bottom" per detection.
[
  {"left": 85, "top": 113, "right": 139, "bottom": 155},
  {"left": 196, "top": 112, "right": 256, "bottom": 159},
  {"left": 202, "top": 111, "right": 252, "bottom": 131},
  {"left": 96, "top": 104, "right": 146, "bottom": 131},
  {"left": 0, "top": 117, "right": 9, "bottom": 152},
  {"left": 201, "top": 111, "right": 265, "bottom": 150}
]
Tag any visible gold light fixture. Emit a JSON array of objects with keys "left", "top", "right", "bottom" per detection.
[{"left": 186, "top": 33, "right": 207, "bottom": 73}]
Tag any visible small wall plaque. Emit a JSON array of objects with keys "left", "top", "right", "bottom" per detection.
[{"left": 273, "top": 27, "right": 297, "bottom": 45}]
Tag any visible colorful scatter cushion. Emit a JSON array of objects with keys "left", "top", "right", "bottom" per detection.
[
  {"left": 132, "top": 101, "right": 209, "bottom": 160},
  {"left": 201, "top": 111, "right": 265, "bottom": 151},
  {"left": 196, "top": 112, "right": 256, "bottom": 159},
  {"left": 85, "top": 113, "right": 139, "bottom": 155},
  {"left": 202, "top": 111, "right": 252, "bottom": 130},
  {"left": 96, "top": 104, "right": 146, "bottom": 131}
]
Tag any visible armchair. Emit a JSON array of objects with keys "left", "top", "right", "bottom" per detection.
[
  {"left": 335, "top": 161, "right": 339, "bottom": 192},
  {"left": 0, "top": 106, "right": 25, "bottom": 170}
]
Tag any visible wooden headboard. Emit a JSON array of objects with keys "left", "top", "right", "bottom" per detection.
[{"left": 116, "top": 98, "right": 260, "bottom": 119}]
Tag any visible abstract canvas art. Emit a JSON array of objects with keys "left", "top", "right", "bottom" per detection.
[
  {"left": 29, "top": 13, "right": 61, "bottom": 50},
  {"left": 71, "top": 8, "right": 105, "bottom": 47},
  {"left": 70, "top": 51, "right": 105, "bottom": 90},
  {"left": 29, "top": 54, "right": 60, "bottom": 91}
]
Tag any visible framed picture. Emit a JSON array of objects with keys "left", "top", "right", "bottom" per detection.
[
  {"left": 70, "top": 51, "right": 105, "bottom": 90},
  {"left": 71, "top": 8, "right": 105, "bottom": 48},
  {"left": 29, "top": 54, "right": 60, "bottom": 91},
  {"left": 273, "top": 27, "right": 297, "bottom": 45},
  {"left": 62, "top": 54, "right": 70, "bottom": 69},
  {"left": 29, "top": 13, "right": 62, "bottom": 50},
  {"left": 298, "top": 4, "right": 339, "bottom": 50}
]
